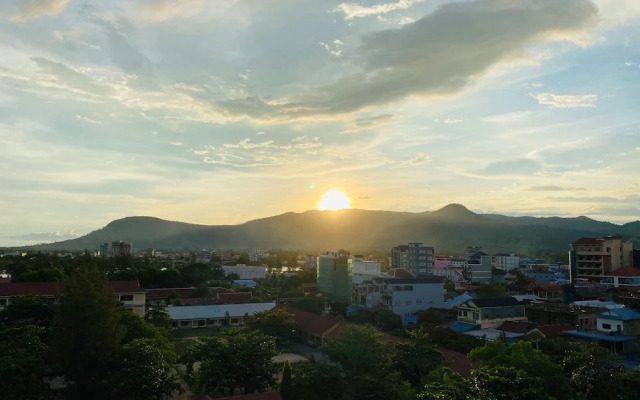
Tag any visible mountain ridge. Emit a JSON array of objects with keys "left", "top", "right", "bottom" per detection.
[{"left": 19, "top": 204, "right": 640, "bottom": 254}]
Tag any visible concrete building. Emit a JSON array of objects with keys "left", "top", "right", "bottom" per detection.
[
  {"left": 601, "top": 267, "right": 640, "bottom": 288},
  {"left": 493, "top": 253, "right": 520, "bottom": 271},
  {"left": 195, "top": 250, "right": 212, "bottom": 264},
  {"left": 456, "top": 297, "right": 526, "bottom": 329},
  {"left": 351, "top": 255, "right": 382, "bottom": 284},
  {"left": 317, "top": 250, "right": 353, "bottom": 303},
  {"left": 569, "top": 236, "right": 633, "bottom": 283},
  {"left": 99, "top": 242, "right": 109, "bottom": 258},
  {"left": 465, "top": 253, "right": 492, "bottom": 283},
  {"left": 222, "top": 265, "right": 267, "bottom": 280},
  {"left": 352, "top": 277, "right": 445, "bottom": 322},
  {"left": 434, "top": 256, "right": 452, "bottom": 270},
  {"left": 391, "top": 242, "right": 434, "bottom": 276},
  {"left": 168, "top": 302, "right": 275, "bottom": 329},
  {"left": 111, "top": 241, "right": 133, "bottom": 257}
]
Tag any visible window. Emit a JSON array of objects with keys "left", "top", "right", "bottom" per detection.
[
  {"left": 602, "top": 323, "right": 611, "bottom": 330},
  {"left": 180, "top": 321, "right": 189, "bottom": 327},
  {"left": 0, "top": 299, "right": 7, "bottom": 306},
  {"left": 198, "top": 320, "right": 206, "bottom": 326},
  {"left": 406, "top": 300, "right": 411, "bottom": 306},
  {"left": 120, "top": 295, "right": 134, "bottom": 302}
]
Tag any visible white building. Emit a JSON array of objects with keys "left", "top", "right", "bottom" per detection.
[
  {"left": 351, "top": 255, "right": 382, "bottom": 284},
  {"left": 222, "top": 265, "right": 267, "bottom": 280},
  {"left": 465, "top": 255, "right": 492, "bottom": 283},
  {"left": 352, "top": 277, "right": 445, "bottom": 318},
  {"left": 493, "top": 253, "right": 520, "bottom": 271}
]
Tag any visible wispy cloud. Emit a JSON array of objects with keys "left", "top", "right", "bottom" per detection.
[
  {"left": 10, "top": 0, "right": 71, "bottom": 22},
  {"left": 332, "top": 0, "right": 424, "bottom": 21},
  {"left": 532, "top": 92, "right": 598, "bottom": 108},
  {"left": 396, "top": 152, "right": 430, "bottom": 168}
]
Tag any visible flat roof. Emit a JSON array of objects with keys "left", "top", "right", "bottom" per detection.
[{"left": 168, "top": 303, "right": 275, "bottom": 320}]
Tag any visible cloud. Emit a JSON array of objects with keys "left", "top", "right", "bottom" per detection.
[
  {"left": 332, "top": 0, "right": 424, "bottom": 21},
  {"left": 477, "top": 159, "right": 541, "bottom": 176},
  {"left": 75, "top": 115, "right": 101, "bottom": 124},
  {"left": 219, "top": 0, "right": 598, "bottom": 122},
  {"left": 223, "top": 139, "right": 276, "bottom": 149},
  {"left": 10, "top": 0, "right": 71, "bottom": 22},
  {"left": 343, "top": 113, "right": 395, "bottom": 133},
  {"left": 139, "top": 0, "right": 207, "bottom": 22},
  {"left": 483, "top": 111, "right": 534, "bottom": 123},
  {"left": 170, "top": 141, "right": 184, "bottom": 146},
  {"left": 443, "top": 119, "right": 463, "bottom": 124},
  {"left": 4, "top": 230, "right": 79, "bottom": 244},
  {"left": 532, "top": 92, "right": 598, "bottom": 108},
  {"left": 529, "top": 185, "right": 586, "bottom": 191},
  {"left": 396, "top": 152, "right": 430, "bottom": 168}
]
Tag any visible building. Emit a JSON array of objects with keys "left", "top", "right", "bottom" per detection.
[
  {"left": 0, "top": 280, "right": 147, "bottom": 316},
  {"left": 434, "top": 256, "right": 452, "bottom": 270},
  {"left": 352, "top": 277, "right": 445, "bottom": 321},
  {"left": 111, "top": 241, "right": 133, "bottom": 257},
  {"left": 351, "top": 255, "right": 382, "bottom": 284},
  {"left": 456, "top": 297, "right": 526, "bottom": 329},
  {"left": 222, "top": 265, "right": 267, "bottom": 280},
  {"left": 195, "top": 250, "right": 212, "bottom": 264},
  {"left": 601, "top": 267, "right": 640, "bottom": 288},
  {"left": 391, "top": 242, "right": 434, "bottom": 276},
  {"left": 99, "top": 242, "right": 109, "bottom": 258},
  {"left": 525, "top": 282, "right": 563, "bottom": 302},
  {"left": 493, "top": 253, "right": 520, "bottom": 271},
  {"left": 525, "top": 302, "right": 599, "bottom": 331},
  {"left": 168, "top": 302, "right": 275, "bottom": 329},
  {"left": 317, "top": 250, "right": 353, "bottom": 303},
  {"left": 569, "top": 236, "right": 633, "bottom": 283},
  {"left": 465, "top": 253, "right": 492, "bottom": 283},
  {"left": 563, "top": 307, "right": 640, "bottom": 354}
]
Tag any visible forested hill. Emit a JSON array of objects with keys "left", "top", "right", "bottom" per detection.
[{"left": 27, "top": 204, "right": 640, "bottom": 254}]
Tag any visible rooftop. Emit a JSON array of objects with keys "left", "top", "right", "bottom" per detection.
[
  {"left": 597, "top": 307, "right": 640, "bottom": 321},
  {"left": 167, "top": 303, "right": 275, "bottom": 320},
  {"left": 608, "top": 267, "right": 640, "bottom": 277},
  {"left": 0, "top": 280, "right": 146, "bottom": 297}
]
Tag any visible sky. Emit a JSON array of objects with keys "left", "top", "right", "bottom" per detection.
[{"left": 1, "top": 0, "right": 639, "bottom": 247}]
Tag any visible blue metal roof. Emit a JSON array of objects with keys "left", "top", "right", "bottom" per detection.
[
  {"left": 597, "top": 307, "right": 640, "bottom": 321},
  {"left": 450, "top": 321, "right": 480, "bottom": 333},
  {"left": 168, "top": 302, "right": 275, "bottom": 320},
  {"left": 563, "top": 330, "right": 635, "bottom": 342}
]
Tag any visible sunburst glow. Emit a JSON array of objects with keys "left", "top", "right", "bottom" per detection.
[{"left": 317, "top": 190, "right": 352, "bottom": 211}]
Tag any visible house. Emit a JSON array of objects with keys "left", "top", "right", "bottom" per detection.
[
  {"left": 526, "top": 282, "right": 563, "bottom": 302},
  {"left": 0, "top": 280, "right": 147, "bottom": 316},
  {"left": 168, "top": 303, "right": 275, "bottom": 329},
  {"left": 283, "top": 306, "right": 348, "bottom": 346},
  {"left": 456, "top": 297, "right": 526, "bottom": 329},
  {"left": 525, "top": 303, "right": 599, "bottom": 331},
  {"left": 563, "top": 307, "right": 640, "bottom": 354},
  {"left": 528, "top": 323, "right": 575, "bottom": 338},
  {"left": 352, "top": 277, "right": 445, "bottom": 324}
]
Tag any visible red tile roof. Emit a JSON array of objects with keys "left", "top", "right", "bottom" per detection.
[
  {"left": 217, "top": 292, "right": 252, "bottom": 304},
  {"left": 387, "top": 268, "right": 416, "bottom": 278},
  {"left": 527, "top": 282, "right": 563, "bottom": 292},
  {"left": 609, "top": 267, "right": 640, "bottom": 277},
  {"left": 534, "top": 323, "right": 574, "bottom": 338},
  {"left": 572, "top": 237, "right": 602, "bottom": 245},
  {"left": 496, "top": 321, "right": 537, "bottom": 334},
  {"left": 440, "top": 348, "right": 472, "bottom": 377},
  {"left": 283, "top": 306, "right": 341, "bottom": 336},
  {"left": 0, "top": 280, "right": 145, "bottom": 297}
]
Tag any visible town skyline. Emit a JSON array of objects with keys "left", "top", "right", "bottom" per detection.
[{"left": 1, "top": 0, "right": 639, "bottom": 246}]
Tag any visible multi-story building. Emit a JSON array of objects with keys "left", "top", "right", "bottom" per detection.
[
  {"left": 391, "top": 242, "right": 434, "bottom": 276},
  {"left": 569, "top": 236, "right": 633, "bottom": 283},
  {"left": 352, "top": 277, "right": 445, "bottom": 322},
  {"left": 195, "top": 250, "right": 212, "bottom": 264},
  {"left": 493, "top": 253, "right": 520, "bottom": 271},
  {"left": 222, "top": 265, "right": 267, "bottom": 280},
  {"left": 601, "top": 267, "right": 640, "bottom": 288},
  {"left": 99, "top": 242, "right": 109, "bottom": 258},
  {"left": 434, "top": 256, "right": 452, "bottom": 270},
  {"left": 317, "top": 250, "right": 353, "bottom": 303},
  {"left": 351, "top": 255, "right": 382, "bottom": 284},
  {"left": 465, "top": 252, "right": 492, "bottom": 283},
  {"left": 111, "top": 241, "right": 133, "bottom": 257}
]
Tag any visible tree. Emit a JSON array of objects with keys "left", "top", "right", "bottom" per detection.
[
  {"left": 392, "top": 328, "right": 443, "bottom": 387},
  {"left": 183, "top": 328, "right": 278, "bottom": 397},
  {"left": 52, "top": 262, "right": 126, "bottom": 400},
  {"left": 419, "top": 367, "right": 490, "bottom": 400},
  {"left": 476, "top": 283, "right": 506, "bottom": 299},
  {"left": 280, "top": 360, "right": 293, "bottom": 400},
  {"left": 110, "top": 338, "right": 180, "bottom": 400},
  {"left": 119, "top": 310, "right": 174, "bottom": 355},
  {"left": 290, "top": 361, "right": 346, "bottom": 400},
  {"left": 0, "top": 324, "right": 50, "bottom": 400},
  {"left": 470, "top": 365, "right": 552, "bottom": 400},
  {"left": 245, "top": 308, "right": 297, "bottom": 341},
  {"left": 0, "top": 294, "right": 55, "bottom": 328}
]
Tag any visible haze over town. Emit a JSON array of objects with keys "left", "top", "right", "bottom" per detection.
[{"left": 1, "top": 0, "right": 639, "bottom": 247}]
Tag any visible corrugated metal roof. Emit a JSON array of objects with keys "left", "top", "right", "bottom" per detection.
[
  {"left": 597, "top": 307, "right": 640, "bottom": 321},
  {"left": 168, "top": 302, "right": 275, "bottom": 320}
]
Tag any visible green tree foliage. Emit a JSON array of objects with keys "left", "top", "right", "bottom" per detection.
[
  {"left": 0, "top": 324, "right": 50, "bottom": 400},
  {"left": 476, "top": 283, "right": 507, "bottom": 299},
  {"left": 245, "top": 308, "right": 297, "bottom": 341},
  {"left": 470, "top": 365, "right": 553, "bottom": 400},
  {"left": 419, "top": 325, "right": 485, "bottom": 354},
  {"left": 290, "top": 361, "right": 346, "bottom": 400},
  {"left": 0, "top": 294, "right": 55, "bottom": 328},
  {"left": 280, "top": 359, "right": 293, "bottom": 400},
  {"left": 145, "top": 301, "right": 174, "bottom": 331},
  {"left": 376, "top": 309, "right": 403, "bottom": 330},
  {"left": 119, "top": 310, "right": 174, "bottom": 356},
  {"left": 392, "top": 329, "right": 443, "bottom": 387},
  {"left": 420, "top": 367, "right": 490, "bottom": 400},
  {"left": 182, "top": 328, "right": 278, "bottom": 397},
  {"left": 110, "top": 338, "right": 180, "bottom": 400},
  {"left": 52, "top": 262, "right": 126, "bottom": 400},
  {"left": 469, "top": 340, "right": 572, "bottom": 400}
]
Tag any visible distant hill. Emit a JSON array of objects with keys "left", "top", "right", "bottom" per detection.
[{"left": 25, "top": 204, "right": 640, "bottom": 255}]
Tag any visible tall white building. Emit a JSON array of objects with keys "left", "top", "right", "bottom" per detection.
[
  {"left": 223, "top": 265, "right": 267, "bottom": 280},
  {"left": 351, "top": 255, "right": 382, "bottom": 284},
  {"left": 493, "top": 253, "right": 520, "bottom": 271}
]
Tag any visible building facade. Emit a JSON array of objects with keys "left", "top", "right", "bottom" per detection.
[
  {"left": 317, "top": 250, "right": 353, "bottom": 303},
  {"left": 222, "top": 265, "right": 267, "bottom": 280},
  {"left": 493, "top": 253, "right": 520, "bottom": 271},
  {"left": 391, "top": 242, "right": 434, "bottom": 276},
  {"left": 569, "top": 236, "right": 633, "bottom": 283},
  {"left": 351, "top": 255, "right": 382, "bottom": 284}
]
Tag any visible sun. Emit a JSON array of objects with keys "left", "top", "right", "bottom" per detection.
[{"left": 317, "top": 190, "right": 352, "bottom": 211}]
